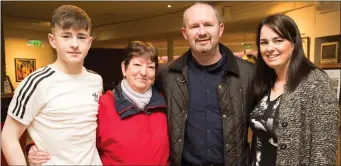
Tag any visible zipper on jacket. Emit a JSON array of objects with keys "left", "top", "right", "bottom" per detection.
[{"left": 239, "top": 87, "right": 244, "bottom": 114}]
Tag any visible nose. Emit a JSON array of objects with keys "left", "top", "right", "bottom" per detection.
[
  {"left": 139, "top": 65, "right": 147, "bottom": 76},
  {"left": 198, "top": 25, "right": 207, "bottom": 37},
  {"left": 265, "top": 42, "right": 275, "bottom": 52},
  {"left": 70, "top": 37, "right": 79, "bottom": 48}
]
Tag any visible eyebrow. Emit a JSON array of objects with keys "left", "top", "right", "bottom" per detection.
[
  {"left": 203, "top": 21, "right": 213, "bottom": 24},
  {"left": 61, "top": 32, "right": 72, "bottom": 35},
  {"left": 260, "top": 37, "right": 283, "bottom": 40},
  {"left": 60, "top": 32, "right": 88, "bottom": 36},
  {"left": 77, "top": 33, "right": 88, "bottom": 36},
  {"left": 188, "top": 22, "right": 199, "bottom": 26}
]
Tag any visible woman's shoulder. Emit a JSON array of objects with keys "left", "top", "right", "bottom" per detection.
[
  {"left": 98, "top": 90, "right": 117, "bottom": 116},
  {"left": 295, "top": 69, "right": 335, "bottom": 100},
  {"left": 308, "top": 68, "right": 328, "bottom": 79},
  {"left": 99, "top": 90, "right": 115, "bottom": 104},
  {"left": 287, "top": 69, "right": 329, "bottom": 97},
  {"left": 302, "top": 69, "right": 329, "bottom": 86}
]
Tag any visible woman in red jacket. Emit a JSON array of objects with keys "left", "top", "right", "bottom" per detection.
[{"left": 27, "top": 41, "right": 170, "bottom": 165}]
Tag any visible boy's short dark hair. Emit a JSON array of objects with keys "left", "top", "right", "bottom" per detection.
[{"left": 51, "top": 5, "right": 92, "bottom": 33}]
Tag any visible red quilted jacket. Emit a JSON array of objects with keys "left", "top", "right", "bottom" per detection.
[{"left": 96, "top": 87, "right": 169, "bottom": 165}]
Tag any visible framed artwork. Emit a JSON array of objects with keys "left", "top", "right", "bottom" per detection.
[
  {"left": 320, "top": 42, "right": 338, "bottom": 64},
  {"left": 15, "top": 58, "right": 36, "bottom": 82},
  {"left": 302, "top": 37, "right": 310, "bottom": 60},
  {"left": 324, "top": 69, "right": 340, "bottom": 101},
  {"left": 4, "top": 75, "right": 14, "bottom": 93}
]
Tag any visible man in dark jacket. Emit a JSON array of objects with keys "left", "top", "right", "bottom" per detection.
[{"left": 156, "top": 2, "right": 255, "bottom": 166}]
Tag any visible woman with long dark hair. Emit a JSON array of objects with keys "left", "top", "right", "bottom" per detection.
[{"left": 249, "top": 14, "right": 339, "bottom": 166}]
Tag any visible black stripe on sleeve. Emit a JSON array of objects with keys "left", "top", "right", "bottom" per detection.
[
  {"left": 12, "top": 67, "right": 55, "bottom": 118},
  {"left": 12, "top": 66, "right": 48, "bottom": 115},
  {"left": 19, "top": 70, "right": 55, "bottom": 119}
]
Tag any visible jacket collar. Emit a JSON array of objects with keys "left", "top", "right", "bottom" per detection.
[
  {"left": 114, "top": 83, "right": 167, "bottom": 119},
  {"left": 168, "top": 43, "right": 240, "bottom": 77}
]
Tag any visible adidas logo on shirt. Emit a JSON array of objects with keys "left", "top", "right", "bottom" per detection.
[{"left": 92, "top": 92, "right": 99, "bottom": 102}]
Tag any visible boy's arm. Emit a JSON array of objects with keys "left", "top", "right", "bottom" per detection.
[
  {"left": 3, "top": 67, "right": 50, "bottom": 165},
  {"left": 1, "top": 115, "right": 28, "bottom": 165}
]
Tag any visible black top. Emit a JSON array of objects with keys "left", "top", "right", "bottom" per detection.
[
  {"left": 182, "top": 53, "right": 226, "bottom": 165},
  {"left": 250, "top": 91, "right": 282, "bottom": 166}
]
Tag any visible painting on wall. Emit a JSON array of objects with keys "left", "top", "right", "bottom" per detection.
[
  {"left": 324, "top": 69, "right": 340, "bottom": 101},
  {"left": 320, "top": 42, "right": 338, "bottom": 64},
  {"left": 302, "top": 36, "right": 310, "bottom": 60},
  {"left": 15, "top": 58, "right": 36, "bottom": 82},
  {"left": 4, "top": 75, "right": 14, "bottom": 93}
]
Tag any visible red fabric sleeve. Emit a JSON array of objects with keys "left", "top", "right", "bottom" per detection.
[{"left": 25, "top": 141, "right": 35, "bottom": 155}]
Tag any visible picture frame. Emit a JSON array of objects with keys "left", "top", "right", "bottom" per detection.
[
  {"left": 320, "top": 42, "right": 338, "bottom": 64},
  {"left": 15, "top": 58, "right": 36, "bottom": 82},
  {"left": 324, "top": 69, "right": 340, "bottom": 101},
  {"left": 302, "top": 36, "right": 310, "bottom": 60},
  {"left": 4, "top": 75, "right": 14, "bottom": 93}
]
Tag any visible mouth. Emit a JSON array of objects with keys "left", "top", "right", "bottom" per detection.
[
  {"left": 67, "top": 52, "right": 81, "bottom": 57},
  {"left": 68, "top": 52, "right": 81, "bottom": 54},
  {"left": 266, "top": 54, "right": 280, "bottom": 59},
  {"left": 196, "top": 39, "right": 210, "bottom": 43},
  {"left": 136, "top": 78, "right": 148, "bottom": 81}
]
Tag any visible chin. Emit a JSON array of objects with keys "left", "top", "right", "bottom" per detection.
[
  {"left": 68, "top": 58, "right": 84, "bottom": 64},
  {"left": 135, "top": 83, "right": 148, "bottom": 89},
  {"left": 266, "top": 63, "right": 281, "bottom": 69},
  {"left": 200, "top": 49, "right": 210, "bottom": 53}
]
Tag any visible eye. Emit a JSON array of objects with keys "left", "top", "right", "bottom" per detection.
[
  {"left": 133, "top": 63, "right": 141, "bottom": 66},
  {"left": 78, "top": 36, "right": 86, "bottom": 39},
  {"left": 204, "top": 23, "right": 213, "bottom": 27},
  {"left": 148, "top": 66, "right": 155, "bottom": 69},
  {"left": 260, "top": 41, "right": 268, "bottom": 46},
  {"left": 274, "top": 39, "right": 284, "bottom": 44},
  {"left": 191, "top": 25, "right": 199, "bottom": 29},
  {"left": 62, "top": 35, "right": 70, "bottom": 38}
]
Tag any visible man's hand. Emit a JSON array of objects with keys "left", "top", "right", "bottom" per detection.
[{"left": 27, "top": 145, "right": 50, "bottom": 165}]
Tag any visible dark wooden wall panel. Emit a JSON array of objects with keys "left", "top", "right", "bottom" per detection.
[{"left": 84, "top": 48, "right": 126, "bottom": 92}]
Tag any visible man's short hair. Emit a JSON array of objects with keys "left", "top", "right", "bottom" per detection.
[
  {"left": 51, "top": 5, "right": 92, "bottom": 33},
  {"left": 182, "top": 2, "right": 221, "bottom": 27}
]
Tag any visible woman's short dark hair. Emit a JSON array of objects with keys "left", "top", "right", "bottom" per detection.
[
  {"left": 253, "top": 14, "right": 318, "bottom": 102},
  {"left": 123, "top": 41, "right": 158, "bottom": 73}
]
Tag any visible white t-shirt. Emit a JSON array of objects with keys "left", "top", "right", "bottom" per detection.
[{"left": 8, "top": 64, "right": 103, "bottom": 165}]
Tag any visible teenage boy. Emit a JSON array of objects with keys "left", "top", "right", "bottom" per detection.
[{"left": 1, "top": 5, "right": 103, "bottom": 165}]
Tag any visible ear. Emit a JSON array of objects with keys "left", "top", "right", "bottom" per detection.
[
  {"left": 48, "top": 33, "right": 56, "bottom": 49},
  {"left": 290, "top": 43, "right": 295, "bottom": 55},
  {"left": 181, "top": 27, "right": 188, "bottom": 40},
  {"left": 218, "top": 23, "right": 224, "bottom": 37},
  {"left": 87, "top": 36, "right": 94, "bottom": 49},
  {"left": 121, "top": 61, "right": 126, "bottom": 77}
]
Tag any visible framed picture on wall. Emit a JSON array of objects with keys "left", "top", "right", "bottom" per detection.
[
  {"left": 320, "top": 42, "right": 338, "bottom": 64},
  {"left": 302, "top": 36, "right": 310, "bottom": 60},
  {"left": 15, "top": 58, "right": 36, "bottom": 82},
  {"left": 324, "top": 69, "right": 340, "bottom": 101},
  {"left": 4, "top": 75, "right": 14, "bottom": 93}
]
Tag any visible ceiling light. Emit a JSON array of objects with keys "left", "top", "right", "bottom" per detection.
[{"left": 167, "top": 5, "right": 171, "bottom": 8}]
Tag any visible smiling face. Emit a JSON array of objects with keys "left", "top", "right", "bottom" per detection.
[
  {"left": 182, "top": 3, "right": 224, "bottom": 54},
  {"left": 259, "top": 25, "right": 294, "bottom": 71},
  {"left": 48, "top": 26, "right": 93, "bottom": 65},
  {"left": 121, "top": 56, "right": 156, "bottom": 94}
]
